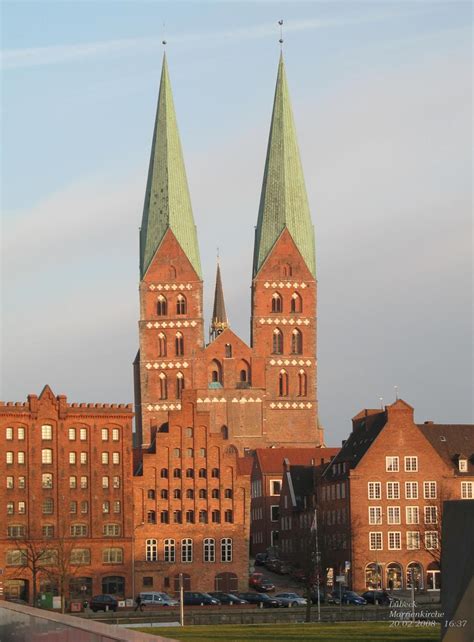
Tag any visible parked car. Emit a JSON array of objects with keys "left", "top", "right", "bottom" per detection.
[
  {"left": 290, "top": 568, "right": 306, "bottom": 582},
  {"left": 254, "top": 553, "right": 267, "bottom": 567},
  {"left": 265, "top": 558, "right": 280, "bottom": 572},
  {"left": 249, "top": 572, "right": 264, "bottom": 588},
  {"left": 309, "top": 589, "right": 326, "bottom": 605},
  {"left": 139, "top": 592, "right": 179, "bottom": 607},
  {"left": 274, "top": 592, "right": 307, "bottom": 607},
  {"left": 254, "top": 579, "right": 276, "bottom": 593},
  {"left": 181, "top": 592, "right": 220, "bottom": 606},
  {"left": 361, "top": 590, "right": 392, "bottom": 606},
  {"left": 329, "top": 590, "right": 367, "bottom": 605},
  {"left": 208, "top": 592, "right": 248, "bottom": 605},
  {"left": 88, "top": 595, "right": 119, "bottom": 612},
  {"left": 235, "top": 592, "right": 280, "bottom": 608}
]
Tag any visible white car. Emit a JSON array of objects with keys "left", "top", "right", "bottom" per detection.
[{"left": 274, "top": 592, "right": 307, "bottom": 607}]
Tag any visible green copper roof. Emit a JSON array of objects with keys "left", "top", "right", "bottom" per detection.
[
  {"left": 253, "top": 54, "right": 316, "bottom": 277},
  {"left": 140, "top": 54, "right": 202, "bottom": 278}
]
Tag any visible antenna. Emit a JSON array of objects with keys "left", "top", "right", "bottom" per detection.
[
  {"left": 394, "top": 385, "right": 399, "bottom": 401},
  {"left": 278, "top": 19, "right": 284, "bottom": 48},
  {"left": 217, "top": 246, "right": 220, "bottom": 264},
  {"left": 162, "top": 20, "right": 167, "bottom": 47},
  {"left": 379, "top": 397, "right": 384, "bottom": 409}
]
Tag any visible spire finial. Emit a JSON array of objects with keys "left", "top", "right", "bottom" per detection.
[
  {"left": 162, "top": 20, "right": 167, "bottom": 47},
  {"left": 278, "top": 19, "right": 284, "bottom": 49},
  {"left": 217, "top": 246, "right": 220, "bottom": 265},
  {"left": 394, "top": 385, "right": 399, "bottom": 401}
]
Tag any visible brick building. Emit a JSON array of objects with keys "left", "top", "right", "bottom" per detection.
[
  {"left": 250, "top": 448, "right": 338, "bottom": 555},
  {"left": 0, "top": 386, "right": 134, "bottom": 603},
  {"left": 319, "top": 399, "right": 474, "bottom": 593}
]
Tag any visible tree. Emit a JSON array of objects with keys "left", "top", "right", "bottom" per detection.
[{"left": 8, "top": 538, "right": 52, "bottom": 606}]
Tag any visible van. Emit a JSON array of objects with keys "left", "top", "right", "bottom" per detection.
[{"left": 139, "top": 591, "right": 179, "bottom": 607}]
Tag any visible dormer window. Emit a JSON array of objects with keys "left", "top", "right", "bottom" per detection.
[{"left": 458, "top": 459, "right": 468, "bottom": 472}]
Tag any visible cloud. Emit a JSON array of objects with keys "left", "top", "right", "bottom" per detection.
[{"left": 1, "top": 11, "right": 422, "bottom": 70}]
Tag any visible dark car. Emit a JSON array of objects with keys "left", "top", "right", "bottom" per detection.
[
  {"left": 88, "top": 594, "right": 119, "bottom": 612},
  {"left": 309, "top": 589, "right": 326, "bottom": 605},
  {"left": 235, "top": 592, "right": 280, "bottom": 608},
  {"left": 361, "top": 590, "right": 392, "bottom": 606},
  {"left": 254, "top": 579, "right": 276, "bottom": 593},
  {"left": 254, "top": 553, "right": 267, "bottom": 567},
  {"left": 182, "top": 591, "right": 220, "bottom": 606},
  {"left": 329, "top": 590, "right": 367, "bottom": 605},
  {"left": 208, "top": 592, "right": 248, "bottom": 605}
]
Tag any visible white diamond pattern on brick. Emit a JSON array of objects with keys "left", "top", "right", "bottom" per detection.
[
  {"left": 146, "top": 322, "right": 152, "bottom": 328},
  {"left": 264, "top": 282, "right": 270, "bottom": 288},
  {"left": 191, "top": 321, "right": 197, "bottom": 327},
  {"left": 269, "top": 359, "right": 276, "bottom": 365},
  {"left": 306, "top": 360, "right": 311, "bottom": 366},
  {"left": 147, "top": 404, "right": 153, "bottom": 410},
  {"left": 146, "top": 364, "right": 152, "bottom": 370}
]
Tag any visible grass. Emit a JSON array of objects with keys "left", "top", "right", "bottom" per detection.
[{"left": 134, "top": 622, "right": 441, "bottom": 642}]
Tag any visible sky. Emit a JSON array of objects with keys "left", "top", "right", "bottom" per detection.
[{"left": 1, "top": 1, "right": 472, "bottom": 445}]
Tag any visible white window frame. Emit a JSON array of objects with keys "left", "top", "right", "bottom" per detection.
[
  {"left": 112, "top": 428, "right": 119, "bottom": 441},
  {"left": 458, "top": 459, "right": 468, "bottom": 472},
  {"left": 102, "top": 452, "right": 109, "bottom": 465},
  {"left": 270, "top": 505, "right": 279, "bottom": 522},
  {"left": 41, "top": 425, "right": 53, "bottom": 440},
  {"left": 203, "top": 538, "right": 215, "bottom": 562},
  {"left": 69, "top": 452, "right": 76, "bottom": 465},
  {"left": 387, "top": 506, "right": 401, "bottom": 525},
  {"left": 386, "top": 456, "right": 399, "bottom": 472},
  {"left": 461, "top": 481, "right": 474, "bottom": 499},
  {"left": 423, "top": 481, "right": 437, "bottom": 499},
  {"left": 368, "top": 506, "right": 382, "bottom": 525},
  {"left": 404, "top": 456, "right": 418, "bottom": 472},
  {"left": 368, "top": 482, "right": 382, "bottom": 500},
  {"left": 388, "top": 531, "right": 401, "bottom": 550},
  {"left": 425, "top": 531, "right": 439, "bottom": 550},
  {"left": 146, "top": 538, "right": 158, "bottom": 562},
  {"left": 42, "top": 449, "right": 53, "bottom": 464},
  {"left": 406, "top": 506, "right": 419, "bottom": 525},
  {"left": 424, "top": 506, "right": 438, "bottom": 524},
  {"left": 80, "top": 428, "right": 87, "bottom": 441},
  {"left": 221, "top": 538, "right": 232, "bottom": 562},
  {"left": 164, "top": 539, "right": 175, "bottom": 563},
  {"left": 101, "top": 428, "right": 108, "bottom": 441},
  {"left": 405, "top": 481, "right": 418, "bottom": 499},
  {"left": 406, "top": 531, "right": 420, "bottom": 550},
  {"left": 17, "top": 451, "right": 25, "bottom": 464},
  {"left": 369, "top": 532, "right": 383, "bottom": 550},
  {"left": 386, "top": 481, "right": 400, "bottom": 500},
  {"left": 17, "top": 427, "right": 25, "bottom": 440},
  {"left": 6, "top": 427, "right": 13, "bottom": 440},
  {"left": 181, "top": 538, "right": 193, "bottom": 563},
  {"left": 112, "top": 452, "right": 120, "bottom": 464},
  {"left": 69, "top": 428, "right": 76, "bottom": 441},
  {"left": 270, "top": 479, "right": 282, "bottom": 496}
]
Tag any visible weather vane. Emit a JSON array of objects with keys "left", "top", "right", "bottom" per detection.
[{"left": 278, "top": 19, "right": 284, "bottom": 48}]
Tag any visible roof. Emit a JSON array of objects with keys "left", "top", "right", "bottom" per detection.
[
  {"left": 253, "top": 53, "right": 316, "bottom": 278},
  {"left": 210, "top": 262, "right": 229, "bottom": 337},
  {"left": 255, "top": 447, "right": 339, "bottom": 475},
  {"left": 140, "top": 53, "right": 202, "bottom": 279},
  {"left": 417, "top": 423, "right": 474, "bottom": 475}
]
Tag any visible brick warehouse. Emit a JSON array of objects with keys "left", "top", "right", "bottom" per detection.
[{"left": 1, "top": 51, "right": 325, "bottom": 602}]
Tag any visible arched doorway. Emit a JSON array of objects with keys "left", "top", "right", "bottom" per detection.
[
  {"left": 365, "top": 563, "right": 383, "bottom": 589},
  {"left": 69, "top": 577, "right": 93, "bottom": 599},
  {"left": 386, "top": 563, "right": 403, "bottom": 590},
  {"left": 406, "top": 562, "right": 423, "bottom": 590},
  {"left": 173, "top": 573, "right": 191, "bottom": 593},
  {"left": 4, "top": 579, "right": 29, "bottom": 602},
  {"left": 426, "top": 562, "right": 441, "bottom": 590},
  {"left": 215, "top": 572, "right": 238, "bottom": 593}
]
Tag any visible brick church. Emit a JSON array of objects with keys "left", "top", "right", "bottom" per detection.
[{"left": 0, "top": 51, "right": 324, "bottom": 601}]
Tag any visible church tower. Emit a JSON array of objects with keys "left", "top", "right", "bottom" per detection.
[
  {"left": 209, "top": 261, "right": 229, "bottom": 342},
  {"left": 251, "top": 54, "right": 323, "bottom": 446},
  {"left": 134, "top": 54, "right": 204, "bottom": 447}
]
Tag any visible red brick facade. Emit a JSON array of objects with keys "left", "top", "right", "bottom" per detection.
[{"left": 0, "top": 386, "right": 134, "bottom": 603}]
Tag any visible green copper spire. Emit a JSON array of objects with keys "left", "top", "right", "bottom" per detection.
[
  {"left": 253, "top": 54, "right": 316, "bottom": 277},
  {"left": 140, "top": 54, "right": 202, "bottom": 278}
]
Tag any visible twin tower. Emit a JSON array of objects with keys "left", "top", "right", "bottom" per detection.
[{"left": 134, "top": 53, "right": 324, "bottom": 452}]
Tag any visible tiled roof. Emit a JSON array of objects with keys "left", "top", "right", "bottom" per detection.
[
  {"left": 255, "top": 447, "right": 339, "bottom": 474},
  {"left": 253, "top": 54, "right": 316, "bottom": 277},
  {"left": 140, "top": 54, "right": 202, "bottom": 278},
  {"left": 417, "top": 423, "right": 474, "bottom": 475}
]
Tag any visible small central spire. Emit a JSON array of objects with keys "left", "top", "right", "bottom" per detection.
[{"left": 209, "top": 260, "right": 229, "bottom": 342}]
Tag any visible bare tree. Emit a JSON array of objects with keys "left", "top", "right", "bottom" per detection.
[
  {"left": 7, "top": 538, "right": 52, "bottom": 606},
  {"left": 41, "top": 528, "right": 84, "bottom": 613}
]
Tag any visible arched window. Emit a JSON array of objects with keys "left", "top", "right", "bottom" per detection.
[
  {"left": 387, "top": 563, "right": 403, "bottom": 590},
  {"left": 147, "top": 489, "right": 155, "bottom": 500},
  {"left": 279, "top": 370, "right": 289, "bottom": 396},
  {"left": 271, "top": 293, "right": 283, "bottom": 313},
  {"left": 365, "top": 563, "right": 383, "bottom": 590},
  {"left": 176, "top": 373, "right": 184, "bottom": 399},
  {"left": 186, "top": 489, "right": 194, "bottom": 499},
  {"left": 160, "top": 510, "right": 169, "bottom": 523},
  {"left": 199, "top": 509, "right": 208, "bottom": 522},
  {"left": 225, "top": 344, "right": 232, "bottom": 358},
  {"left": 176, "top": 295, "right": 187, "bottom": 315},
  {"left": 240, "top": 369, "right": 247, "bottom": 382},
  {"left": 198, "top": 468, "right": 207, "bottom": 478},
  {"left": 224, "top": 510, "right": 233, "bottom": 523},
  {"left": 101, "top": 576, "right": 125, "bottom": 596},
  {"left": 175, "top": 333, "right": 184, "bottom": 357},
  {"left": 211, "top": 489, "right": 220, "bottom": 499},
  {"left": 186, "top": 468, "right": 194, "bottom": 479},
  {"left": 160, "top": 489, "right": 168, "bottom": 499},
  {"left": 185, "top": 510, "right": 194, "bottom": 523},
  {"left": 209, "top": 360, "right": 223, "bottom": 387},
  {"left": 199, "top": 489, "right": 207, "bottom": 499},
  {"left": 146, "top": 539, "right": 157, "bottom": 562},
  {"left": 159, "top": 373, "right": 168, "bottom": 399},
  {"left": 147, "top": 510, "right": 156, "bottom": 524},
  {"left": 272, "top": 329, "right": 283, "bottom": 354},
  {"left": 221, "top": 425, "right": 229, "bottom": 440},
  {"left": 158, "top": 333, "right": 167, "bottom": 357},
  {"left": 224, "top": 488, "right": 233, "bottom": 499},
  {"left": 42, "top": 448, "right": 53, "bottom": 464},
  {"left": 298, "top": 370, "right": 307, "bottom": 396},
  {"left": 406, "top": 562, "right": 423, "bottom": 589},
  {"left": 160, "top": 468, "right": 168, "bottom": 478},
  {"left": 157, "top": 296, "right": 167, "bottom": 316},
  {"left": 173, "top": 468, "right": 181, "bottom": 478},
  {"left": 211, "top": 468, "right": 220, "bottom": 478},
  {"left": 181, "top": 538, "right": 193, "bottom": 563},
  {"left": 290, "top": 293, "right": 302, "bottom": 313},
  {"left": 173, "top": 489, "right": 181, "bottom": 499},
  {"left": 203, "top": 538, "right": 215, "bottom": 562},
  {"left": 164, "top": 539, "right": 175, "bottom": 563},
  {"left": 291, "top": 329, "right": 303, "bottom": 354},
  {"left": 211, "top": 509, "right": 220, "bottom": 522},
  {"left": 168, "top": 266, "right": 177, "bottom": 280},
  {"left": 282, "top": 263, "right": 292, "bottom": 277},
  {"left": 221, "top": 538, "right": 232, "bottom": 562}
]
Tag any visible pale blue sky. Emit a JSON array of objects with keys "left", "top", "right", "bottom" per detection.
[{"left": 1, "top": 1, "right": 472, "bottom": 443}]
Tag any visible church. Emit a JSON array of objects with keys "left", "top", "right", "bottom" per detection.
[{"left": 0, "top": 51, "right": 324, "bottom": 601}]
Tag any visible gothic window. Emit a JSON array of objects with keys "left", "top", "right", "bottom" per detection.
[
  {"left": 176, "top": 373, "right": 184, "bottom": 399},
  {"left": 186, "top": 489, "right": 194, "bottom": 499},
  {"left": 225, "top": 344, "right": 232, "bottom": 358},
  {"left": 186, "top": 468, "right": 194, "bottom": 479},
  {"left": 199, "top": 489, "right": 207, "bottom": 499},
  {"left": 198, "top": 468, "right": 207, "bottom": 478},
  {"left": 158, "top": 333, "right": 167, "bottom": 357},
  {"left": 157, "top": 295, "right": 167, "bottom": 316},
  {"left": 203, "top": 538, "right": 215, "bottom": 562},
  {"left": 240, "top": 369, "right": 247, "bottom": 382},
  {"left": 181, "top": 538, "right": 193, "bottom": 563},
  {"left": 160, "top": 468, "right": 168, "bottom": 478},
  {"left": 209, "top": 359, "right": 223, "bottom": 386},
  {"left": 212, "top": 489, "right": 220, "bottom": 499},
  {"left": 147, "top": 510, "right": 156, "bottom": 524},
  {"left": 271, "top": 293, "right": 283, "bottom": 313},
  {"left": 164, "top": 539, "right": 175, "bottom": 562},
  {"left": 175, "top": 332, "right": 184, "bottom": 356},
  {"left": 291, "top": 292, "right": 302, "bottom": 313},
  {"left": 168, "top": 266, "right": 177, "bottom": 280},
  {"left": 279, "top": 370, "right": 289, "bottom": 397},
  {"left": 298, "top": 370, "right": 307, "bottom": 396},
  {"left": 146, "top": 539, "right": 157, "bottom": 562},
  {"left": 159, "top": 373, "right": 168, "bottom": 399},
  {"left": 282, "top": 264, "right": 292, "bottom": 277},
  {"left": 221, "top": 425, "right": 229, "bottom": 440},
  {"left": 291, "top": 329, "right": 303, "bottom": 354},
  {"left": 272, "top": 329, "right": 283, "bottom": 354},
  {"left": 173, "top": 489, "right": 181, "bottom": 499},
  {"left": 211, "top": 468, "right": 220, "bottom": 478},
  {"left": 160, "top": 489, "right": 168, "bottom": 499},
  {"left": 176, "top": 295, "right": 187, "bottom": 315},
  {"left": 173, "top": 469, "right": 181, "bottom": 479}
]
